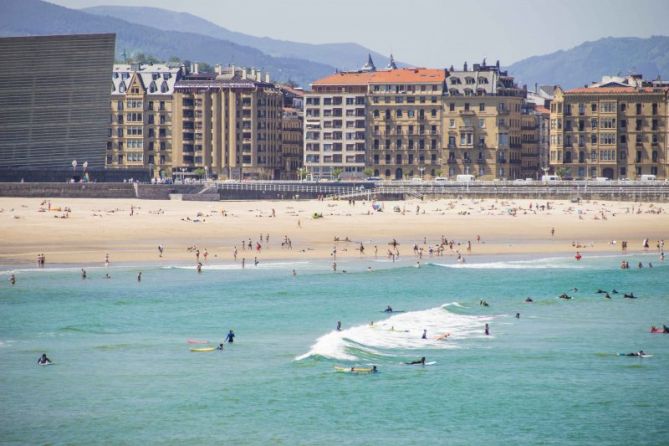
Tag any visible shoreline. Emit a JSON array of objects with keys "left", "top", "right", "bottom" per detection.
[
  {"left": 1, "top": 196, "right": 666, "bottom": 267},
  {"left": 0, "top": 250, "right": 661, "bottom": 274}
]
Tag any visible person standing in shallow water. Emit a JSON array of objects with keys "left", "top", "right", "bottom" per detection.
[
  {"left": 226, "top": 330, "right": 235, "bottom": 343},
  {"left": 137, "top": 272, "right": 142, "bottom": 282},
  {"left": 485, "top": 323, "right": 490, "bottom": 336}
]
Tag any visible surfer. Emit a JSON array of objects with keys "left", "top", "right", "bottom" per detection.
[
  {"left": 104, "top": 273, "right": 111, "bottom": 279},
  {"left": 515, "top": 313, "right": 520, "bottom": 319},
  {"left": 611, "top": 289, "right": 619, "bottom": 294},
  {"left": 405, "top": 357, "right": 426, "bottom": 365},
  {"left": 422, "top": 329, "right": 427, "bottom": 339},
  {"left": 137, "top": 272, "right": 142, "bottom": 282},
  {"left": 624, "top": 292, "right": 637, "bottom": 299},
  {"left": 485, "top": 323, "right": 490, "bottom": 335},
  {"left": 216, "top": 343, "right": 224, "bottom": 351},
  {"left": 384, "top": 305, "right": 393, "bottom": 313},
  {"left": 524, "top": 297, "right": 533, "bottom": 303},
  {"left": 596, "top": 289, "right": 606, "bottom": 294},
  {"left": 624, "top": 350, "right": 646, "bottom": 357},
  {"left": 336, "top": 321, "right": 342, "bottom": 331},
  {"left": 225, "top": 330, "right": 235, "bottom": 343},
  {"left": 559, "top": 293, "right": 572, "bottom": 300},
  {"left": 81, "top": 268, "right": 87, "bottom": 279},
  {"left": 37, "top": 353, "right": 51, "bottom": 365},
  {"left": 604, "top": 292, "right": 611, "bottom": 299},
  {"left": 9, "top": 274, "right": 16, "bottom": 285}
]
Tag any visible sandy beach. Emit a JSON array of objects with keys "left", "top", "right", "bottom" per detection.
[{"left": 0, "top": 197, "right": 667, "bottom": 266}]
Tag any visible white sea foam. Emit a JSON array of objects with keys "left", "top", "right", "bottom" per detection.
[
  {"left": 295, "top": 303, "right": 491, "bottom": 361},
  {"left": 433, "top": 257, "right": 582, "bottom": 270}
]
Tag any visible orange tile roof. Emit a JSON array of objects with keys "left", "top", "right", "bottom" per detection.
[
  {"left": 369, "top": 68, "right": 446, "bottom": 84},
  {"left": 312, "top": 68, "right": 446, "bottom": 86},
  {"left": 311, "top": 71, "right": 377, "bottom": 86},
  {"left": 566, "top": 86, "right": 661, "bottom": 94},
  {"left": 535, "top": 105, "right": 550, "bottom": 115}
]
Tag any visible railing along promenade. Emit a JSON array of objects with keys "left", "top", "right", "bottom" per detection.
[{"left": 212, "top": 180, "right": 669, "bottom": 202}]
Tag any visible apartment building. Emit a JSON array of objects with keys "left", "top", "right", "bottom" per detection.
[
  {"left": 281, "top": 108, "right": 304, "bottom": 179},
  {"left": 172, "top": 68, "right": 283, "bottom": 180},
  {"left": 107, "top": 64, "right": 182, "bottom": 177},
  {"left": 549, "top": 78, "right": 668, "bottom": 179},
  {"left": 304, "top": 72, "right": 372, "bottom": 179},
  {"left": 442, "top": 62, "right": 526, "bottom": 179},
  {"left": 368, "top": 69, "right": 447, "bottom": 179}
]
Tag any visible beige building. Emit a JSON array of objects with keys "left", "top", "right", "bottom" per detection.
[
  {"left": 172, "top": 68, "right": 283, "bottom": 180},
  {"left": 549, "top": 81, "right": 668, "bottom": 179},
  {"left": 107, "top": 64, "right": 182, "bottom": 178},
  {"left": 368, "top": 68, "right": 446, "bottom": 179},
  {"left": 442, "top": 62, "right": 526, "bottom": 179}
]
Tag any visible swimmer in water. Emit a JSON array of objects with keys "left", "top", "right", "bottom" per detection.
[
  {"left": 524, "top": 297, "right": 533, "bottom": 303},
  {"left": 37, "top": 353, "right": 51, "bottom": 365},
  {"left": 384, "top": 305, "right": 393, "bottom": 313},
  {"left": 405, "top": 357, "right": 426, "bottom": 365},
  {"left": 624, "top": 350, "right": 646, "bottom": 357}
]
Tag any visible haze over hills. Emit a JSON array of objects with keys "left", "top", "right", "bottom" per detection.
[
  {"left": 0, "top": 0, "right": 335, "bottom": 86},
  {"left": 2, "top": 0, "right": 668, "bottom": 90},
  {"left": 83, "top": 5, "right": 396, "bottom": 72},
  {"left": 508, "top": 36, "right": 669, "bottom": 89}
]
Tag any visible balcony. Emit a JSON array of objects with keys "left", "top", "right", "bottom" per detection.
[
  {"left": 447, "top": 159, "right": 457, "bottom": 164},
  {"left": 497, "top": 159, "right": 507, "bottom": 164},
  {"left": 477, "top": 159, "right": 486, "bottom": 164}
]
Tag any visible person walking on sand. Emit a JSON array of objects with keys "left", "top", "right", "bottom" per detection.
[
  {"left": 242, "top": 258, "right": 246, "bottom": 269},
  {"left": 158, "top": 245, "right": 164, "bottom": 257},
  {"left": 551, "top": 227, "right": 555, "bottom": 237},
  {"left": 105, "top": 253, "right": 109, "bottom": 267}
]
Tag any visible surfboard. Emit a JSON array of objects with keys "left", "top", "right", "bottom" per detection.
[
  {"left": 334, "top": 366, "right": 375, "bottom": 374},
  {"left": 402, "top": 361, "right": 437, "bottom": 366},
  {"left": 38, "top": 362, "right": 54, "bottom": 366},
  {"left": 190, "top": 347, "right": 215, "bottom": 352},
  {"left": 379, "top": 310, "right": 406, "bottom": 313}
]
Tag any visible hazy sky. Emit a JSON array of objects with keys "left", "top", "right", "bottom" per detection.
[{"left": 51, "top": 0, "right": 669, "bottom": 67}]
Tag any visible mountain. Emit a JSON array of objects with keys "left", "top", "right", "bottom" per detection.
[
  {"left": 508, "top": 36, "right": 669, "bottom": 89},
  {"left": 83, "top": 5, "right": 396, "bottom": 72},
  {"left": 0, "top": 0, "right": 336, "bottom": 86}
]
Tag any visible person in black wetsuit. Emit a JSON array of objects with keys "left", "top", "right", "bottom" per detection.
[
  {"left": 225, "top": 330, "right": 235, "bottom": 343},
  {"left": 37, "top": 353, "right": 51, "bottom": 365},
  {"left": 421, "top": 329, "right": 427, "bottom": 339},
  {"left": 217, "top": 343, "right": 224, "bottom": 351},
  {"left": 624, "top": 292, "right": 637, "bottom": 299},
  {"left": 336, "top": 321, "right": 342, "bottom": 331},
  {"left": 625, "top": 350, "right": 646, "bottom": 357},
  {"left": 384, "top": 305, "right": 393, "bottom": 313},
  {"left": 405, "top": 357, "right": 426, "bottom": 365},
  {"left": 524, "top": 297, "right": 533, "bottom": 303}
]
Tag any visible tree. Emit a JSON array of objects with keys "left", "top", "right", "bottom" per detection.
[
  {"left": 193, "top": 168, "right": 206, "bottom": 177},
  {"left": 332, "top": 167, "right": 343, "bottom": 181},
  {"left": 297, "top": 167, "right": 308, "bottom": 180},
  {"left": 555, "top": 167, "right": 571, "bottom": 179},
  {"left": 198, "top": 62, "right": 214, "bottom": 73},
  {"left": 363, "top": 167, "right": 374, "bottom": 177}
]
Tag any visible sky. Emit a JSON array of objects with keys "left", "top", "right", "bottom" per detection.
[{"left": 50, "top": 0, "right": 669, "bottom": 67}]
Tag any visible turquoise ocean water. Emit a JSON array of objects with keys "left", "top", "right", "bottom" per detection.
[{"left": 1, "top": 254, "right": 668, "bottom": 445}]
